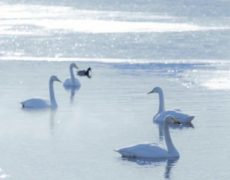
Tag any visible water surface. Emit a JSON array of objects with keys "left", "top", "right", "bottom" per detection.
[{"left": 0, "top": 0, "right": 230, "bottom": 179}]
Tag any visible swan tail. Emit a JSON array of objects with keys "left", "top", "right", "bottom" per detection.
[{"left": 186, "top": 116, "right": 195, "bottom": 122}]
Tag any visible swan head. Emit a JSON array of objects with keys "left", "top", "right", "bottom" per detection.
[
  {"left": 50, "top": 75, "right": 62, "bottom": 83},
  {"left": 148, "top": 87, "right": 162, "bottom": 94},
  {"left": 165, "top": 115, "right": 181, "bottom": 124},
  {"left": 70, "top": 63, "right": 78, "bottom": 69},
  {"left": 87, "top": 67, "right": 91, "bottom": 72}
]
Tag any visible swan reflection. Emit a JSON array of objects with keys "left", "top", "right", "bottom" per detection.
[
  {"left": 50, "top": 109, "right": 57, "bottom": 134},
  {"left": 64, "top": 86, "right": 80, "bottom": 101},
  {"left": 121, "top": 157, "right": 178, "bottom": 179}
]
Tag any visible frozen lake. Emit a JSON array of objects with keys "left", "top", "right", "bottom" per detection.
[{"left": 1, "top": 0, "right": 230, "bottom": 179}]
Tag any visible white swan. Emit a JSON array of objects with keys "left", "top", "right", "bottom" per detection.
[
  {"left": 148, "top": 87, "right": 195, "bottom": 123},
  {"left": 115, "top": 116, "right": 180, "bottom": 158},
  {"left": 63, "top": 63, "right": 81, "bottom": 88},
  {"left": 21, "top": 75, "right": 61, "bottom": 108}
]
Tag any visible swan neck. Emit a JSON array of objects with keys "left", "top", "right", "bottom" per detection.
[
  {"left": 49, "top": 80, "right": 57, "bottom": 107},
  {"left": 164, "top": 121, "right": 178, "bottom": 155},
  {"left": 158, "top": 90, "right": 165, "bottom": 113},
  {"left": 70, "top": 66, "right": 75, "bottom": 82}
]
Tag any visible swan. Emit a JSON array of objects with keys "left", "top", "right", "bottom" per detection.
[
  {"left": 21, "top": 75, "right": 61, "bottom": 108},
  {"left": 63, "top": 63, "right": 81, "bottom": 88},
  {"left": 115, "top": 115, "right": 181, "bottom": 158},
  {"left": 77, "top": 67, "right": 92, "bottom": 78},
  {"left": 148, "top": 87, "right": 195, "bottom": 123}
]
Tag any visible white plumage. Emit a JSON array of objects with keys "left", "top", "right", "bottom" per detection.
[
  {"left": 63, "top": 63, "right": 81, "bottom": 88},
  {"left": 115, "top": 116, "right": 181, "bottom": 158},
  {"left": 21, "top": 98, "right": 50, "bottom": 108},
  {"left": 149, "top": 87, "right": 195, "bottom": 123},
  {"left": 21, "top": 75, "right": 61, "bottom": 108}
]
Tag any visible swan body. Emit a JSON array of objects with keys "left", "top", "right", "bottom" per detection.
[
  {"left": 115, "top": 116, "right": 180, "bottom": 158},
  {"left": 154, "top": 110, "right": 194, "bottom": 123},
  {"left": 116, "top": 143, "right": 169, "bottom": 158},
  {"left": 63, "top": 63, "right": 81, "bottom": 88},
  {"left": 63, "top": 78, "right": 81, "bottom": 87},
  {"left": 149, "top": 87, "right": 195, "bottom": 123},
  {"left": 21, "top": 98, "right": 50, "bottom": 108},
  {"left": 21, "top": 76, "right": 61, "bottom": 108}
]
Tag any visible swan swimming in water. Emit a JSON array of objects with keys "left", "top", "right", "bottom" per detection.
[
  {"left": 115, "top": 115, "right": 181, "bottom": 158},
  {"left": 63, "top": 63, "right": 81, "bottom": 88},
  {"left": 21, "top": 75, "right": 61, "bottom": 108},
  {"left": 148, "top": 87, "right": 195, "bottom": 123}
]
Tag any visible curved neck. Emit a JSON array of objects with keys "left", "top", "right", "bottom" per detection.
[
  {"left": 49, "top": 80, "right": 57, "bottom": 107},
  {"left": 164, "top": 122, "right": 178, "bottom": 155},
  {"left": 70, "top": 66, "right": 75, "bottom": 82},
  {"left": 157, "top": 90, "right": 165, "bottom": 113}
]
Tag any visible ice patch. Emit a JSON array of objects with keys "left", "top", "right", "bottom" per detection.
[
  {"left": 203, "top": 77, "right": 230, "bottom": 90},
  {"left": 0, "top": 3, "right": 229, "bottom": 34}
]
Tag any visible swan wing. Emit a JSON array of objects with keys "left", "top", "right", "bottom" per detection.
[
  {"left": 154, "top": 110, "right": 195, "bottom": 123},
  {"left": 21, "top": 98, "right": 50, "bottom": 108},
  {"left": 115, "top": 142, "right": 168, "bottom": 158}
]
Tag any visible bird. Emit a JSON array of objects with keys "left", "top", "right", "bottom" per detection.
[
  {"left": 148, "top": 87, "right": 195, "bottom": 123},
  {"left": 77, "top": 67, "right": 92, "bottom": 78},
  {"left": 63, "top": 63, "right": 81, "bottom": 88},
  {"left": 115, "top": 115, "right": 181, "bottom": 158},
  {"left": 21, "top": 75, "right": 61, "bottom": 108}
]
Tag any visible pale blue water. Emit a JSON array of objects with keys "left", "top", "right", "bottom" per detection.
[{"left": 0, "top": 0, "right": 230, "bottom": 179}]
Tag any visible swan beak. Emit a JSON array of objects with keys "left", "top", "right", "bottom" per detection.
[
  {"left": 173, "top": 119, "right": 181, "bottom": 124},
  {"left": 56, "top": 78, "right": 62, "bottom": 83},
  {"left": 148, "top": 90, "right": 154, "bottom": 94},
  {"left": 74, "top": 65, "right": 78, "bottom": 69}
]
